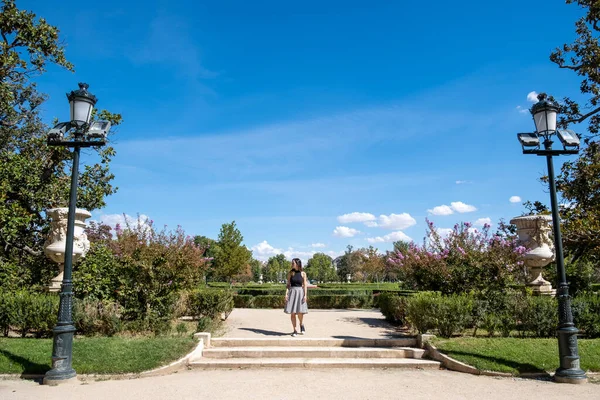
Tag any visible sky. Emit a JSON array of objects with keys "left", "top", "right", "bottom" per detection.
[{"left": 22, "top": 0, "right": 589, "bottom": 262}]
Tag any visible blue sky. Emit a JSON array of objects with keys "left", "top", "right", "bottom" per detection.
[{"left": 24, "top": 0, "right": 587, "bottom": 261}]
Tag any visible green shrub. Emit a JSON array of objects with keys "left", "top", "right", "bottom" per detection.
[
  {"left": 196, "top": 316, "right": 214, "bottom": 332},
  {"left": 0, "top": 291, "right": 59, "bottom": 338},
  {"left": 73, "top": 298, "right": 123, "bottom": 336},
  {"left": 184, "top": 289, "right": 234, "bottom": 319},
  {"left": 378, "top": 293, "right": 408, "bottom": 323},
  {"left": 519, "top": 296, "right": 558, "bottom": 338},
  {"left": 405, "top": 292, "right": 439, "bottom": 334},
  {"left": 252, "top": 295, "right": 285, "bottom": 308},
  {"left": 233, "top": 295, "right": 254, "bottom": 308},
  {"left": 573, "top": 292, "right": 600, "bottom": 338},
  {"left": 433, "top": 294, "right": 473, "bottom": 338}
]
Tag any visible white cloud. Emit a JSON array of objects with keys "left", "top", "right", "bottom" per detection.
[
  {"left": 436, "top": 228, "right": 454, "bottom": 237},
  {"left": 474, "top": 217, "right": 492, "bottom": 227},
  {"left": 450, "top": 201, "right": 477, "bottom": 213},
  {"left": 311, "top": 243, "right": 326, "bottom": 248},
  {"left": 96, "top": 213, "right": 152, "bottom": 234},
  {"left": 376, "top": 213, "right": 417, "bottom": 230},
  {"left": 509, "top": 196, "right": 522, "bottom": 203},
  {"left": 333, "top": 226, "right": 361, "bottom": 238},
  {"left": 251, "top": 241, "right": 282, "bottom": 261},
  {"left": 455, "top": 180, "right": 472, "bottom": 185},
  {"left": 367, "top": 231, "right": 412, "bottom": 244},
  {"left": 428, "top": 205, "right": 454, "bottom": 216},
  {"left": 527, "top": 91, "right": 539, "bottom": 103},
  {"left": 516, "top": 106, "right": 529, "bottom": 114},
  {"left": 283, "top": 248, "right": 317, "bottom": 264},
  {"left": 337, "top": 212, "right": 376, "bottom": 224},
  {"left": 364, "top": 221, "right": 379, "bottom": 227}
]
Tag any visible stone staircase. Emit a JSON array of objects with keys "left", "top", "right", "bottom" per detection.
[{"left": 188, "top": 337, "right": 440, "bottom": 369}]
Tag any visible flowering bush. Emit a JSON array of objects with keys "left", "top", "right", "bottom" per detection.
[
  {"left": 74, "top": 217, "right": 209, "bottom": 333},
  {"left": 386, "top": 219, "right": 527, "bottom": 294}
]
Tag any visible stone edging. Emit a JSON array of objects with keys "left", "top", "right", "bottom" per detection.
[{"left": 424, "top": 342, "right": 514, "bottom": 377}]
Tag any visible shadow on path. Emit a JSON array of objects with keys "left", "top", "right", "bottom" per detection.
[
  {"left": 0, "top": 349, "right": 49, "bottom": 375},
  {"left": 441, "top": 349, "right": 552, "bottom": 376},
  {"left": 238, "top": 328, "right": 288, "bottom": 336}
]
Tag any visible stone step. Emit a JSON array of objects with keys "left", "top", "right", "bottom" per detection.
[
  {"left": 188, "top": 357, "right": 440, "bottom": 369},
  {"left": 201, "top": 346, "right": 425, "bottom": 359},
  {"left": 210, "top": 338, "right": 416, "bottom": 348}
]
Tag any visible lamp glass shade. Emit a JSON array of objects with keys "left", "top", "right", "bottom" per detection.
[
  {"left": 70, "top": 98, "right": 94, "bottom": 125},
  {"left": 533, "top": 107, "right": 557, "bottom": 133}
]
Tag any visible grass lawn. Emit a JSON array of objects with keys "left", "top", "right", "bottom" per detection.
[
  {"left": 0, "top": 336, "right": 196, "bottom": 375},
  {"left": 432, "top": 337, "right": 600, "bottom": 375}
]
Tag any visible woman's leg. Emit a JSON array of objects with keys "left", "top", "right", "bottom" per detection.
[
  {"left": 290, "top": 313, "right": 297, "bottom": 331},
  {"left": 298, "top": 313, "right": 304, "bottom": 327}
]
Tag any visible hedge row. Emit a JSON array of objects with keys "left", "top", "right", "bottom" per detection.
[
  {"left": 233, "top": 294, "right": 378, "bottom": 309},
  {"left": 378, "top": 291, "right": 600, "bottom": 338},
  {"left": 0, "top": 289, "right": 236, "bottom": 337}
]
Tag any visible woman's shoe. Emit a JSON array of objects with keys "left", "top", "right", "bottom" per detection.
[
  {"left": 300, "top": 325, "right": 306, "bottom": 334},
  {"left": 291, "top": 330, "right": 298, "bottom": 337}
]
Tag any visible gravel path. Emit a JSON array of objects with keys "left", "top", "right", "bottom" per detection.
[{"left": 1, "top": 369, "right": 598, "bottom": 400}]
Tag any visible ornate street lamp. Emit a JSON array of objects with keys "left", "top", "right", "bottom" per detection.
[
  {"left": 516, "top": 93, "right": 587, "bottom": 384},
  {"left": 43, "top": 83, "right": 111, "bottom": 385}
]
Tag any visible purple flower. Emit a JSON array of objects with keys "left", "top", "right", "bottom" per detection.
[
  {"left": 457, "top": 246, "right": 466, "bottom": 256},
  {"left": 514, "top": 246, "right": 527, "bottom": 255},
  {"left": 464, "top": 222, "right": 472, "bottom": 228}
]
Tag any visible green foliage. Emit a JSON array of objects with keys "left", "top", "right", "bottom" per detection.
[
  {"left": 519, "top": 296, "right": 558, "bottom": 338},
  {"left": 73, "top": 243, "right": 121, "bottom": 301},
  {"left": 378, "top": 292, "right": 408, "bottom": 324},
  {"left": 210, "top": 221, "right": 252, "bottom": 282},
  {"left": 182, "top": 289, "right": 234, "bottom": 319},
  {"left": 73, "top": 298, "right": 122, "bottom": 337},
  {"left": 196, "top": 316, "right": 214, "bottom": 332},
  {"left": 305, "top": 253, "right": 336, "bottom": 283},
  {"left": 262, "top": 254, "right": 290, "bottom": 283},
  {"left": 405, "top": 292, "right": 440, "bottom": 334},
  {"left": 433, "top": 294, "right": 473, "bottom": 338},
  {"left": 0, "top": 291, "right": 58, "bottom": 338},
  {"left": 573, "top": 292, "right": 600, "bottom": 338}
]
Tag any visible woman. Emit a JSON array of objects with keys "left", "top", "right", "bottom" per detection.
[{"left": 284, "top": 258, "right": 308, "bottom": 337}]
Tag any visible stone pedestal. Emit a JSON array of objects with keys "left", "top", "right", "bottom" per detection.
[
  {"left": 510, "top": 215, "right": 556, "bottom": 296},
  {"left": 44, "top": 208, "right": 91, "bottom": 292}
]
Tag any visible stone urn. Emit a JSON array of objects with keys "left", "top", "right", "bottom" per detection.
[
  {"left": 44, "top": 208, "right": 92, "bottom": 292},
  {"left": 510, "top": 215, "right": 556, "bottom": 296}
]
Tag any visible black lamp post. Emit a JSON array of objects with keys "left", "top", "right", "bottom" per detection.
[
  {"left": 517, "top": 93, "right": 587, "bottom": 384},
  {"left": 43, "top": 83, "right": 111, "bottom": 385}
]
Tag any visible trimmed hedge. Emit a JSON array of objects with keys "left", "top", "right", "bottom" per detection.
[
  {"left": 182, "top": 289, "right": 234, "bottom": 319},
  {"left": 385, "top": 291, "right": 600, "bottom": 339},
  {"left": 233, "top": 294, "right": 375, "bottom": 309},
  {"left": 0, "top": 291, "right": 58, "bottom": 337}
]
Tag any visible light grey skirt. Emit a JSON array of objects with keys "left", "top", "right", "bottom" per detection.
[{"left": 284, "top": 287, "right": 308, "bottom": 314}]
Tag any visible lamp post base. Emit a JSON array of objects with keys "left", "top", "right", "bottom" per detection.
[
  {"left": 42, "top": 374, "right": 78, "bottom": 386},
  {"left": 553, "top": 374, "right": 588, "bottom": 384}
]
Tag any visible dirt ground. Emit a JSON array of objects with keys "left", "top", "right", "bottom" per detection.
[{"left": 1, "top": 368, "right": 598, "bottom": 400}]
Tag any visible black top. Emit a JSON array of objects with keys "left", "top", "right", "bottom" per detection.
[{"left": 290, "top": 270, "right": 303, "bottom": 287}]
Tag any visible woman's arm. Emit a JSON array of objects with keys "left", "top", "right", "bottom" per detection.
[
  {"left": 302, "top": 272, "right": 308, "bottom": 302},
  {"left": 285, "top": 271, "right": 291, "bottom": 301}
]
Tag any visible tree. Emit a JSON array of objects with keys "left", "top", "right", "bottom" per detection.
[
  {"left": 249, "top": 258, "right": 263, "bottom": 282},
  {"left": 336, "top": 245, "right": 364, "bottom": 282},
  {"left": 359, "top": 246, "right": 385, "bottom": 283},
  {"left": 211, "top": 221, "right": 252, "bottom": 282},
  {"left": 0, "top": 1, "right": 121, "bottom": 287},
  {"left": 263, "top": 254, "right": 290, "bottom": 283},
  {"left": 543, "top": 1, "right": 600, "bottom": 266},
  {"left": 306, "top": 253, "right": 335, "bottom": 283}
]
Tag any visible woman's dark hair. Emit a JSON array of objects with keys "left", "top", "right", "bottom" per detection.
[{"left": 291, "top": 258, "right": 303, "bottom": 272}]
